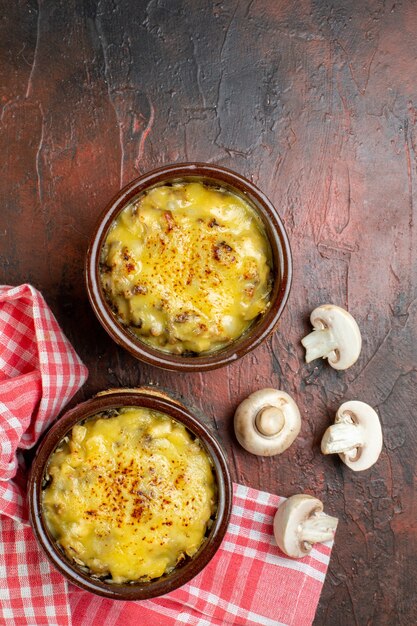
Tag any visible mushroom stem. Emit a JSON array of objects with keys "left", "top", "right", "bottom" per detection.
[
  {"left": 300, "top": 511, "right": 339, "bottom": 545},
  {"left": 255, "top": 406, "right": 285, "bottom": 437},
  {"left": 301, "top": 329, "right": 339, "bottom": 363},
  {"left": 321, "top": 420, "right": 363, "bottom": 456}
]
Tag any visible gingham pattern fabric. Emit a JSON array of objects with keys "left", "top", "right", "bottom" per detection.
[
  {"left": 0, "top": 284, "right": 88, "bottom": 521},
  {"left": 0, "top": 517, "right": 71, "bottom": 626},
  {"left": 69, "top": 483, "right": 333, "bottom": 626},
  {"left": 0, "top": 284, "right": 87, "bottom": 625},
  {"left": 0, "top": 284, "right": 333, "bottom": 625}
]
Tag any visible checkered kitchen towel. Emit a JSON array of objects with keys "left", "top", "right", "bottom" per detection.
[
  {"left": 0, "top": 284, "right": 88, "bottom": 623},
  {"left": 69, "top": 484, "right": 333, "bottom": 626},
  {"left": 0, "top": 284, "right": 333, "bottom": 626}
]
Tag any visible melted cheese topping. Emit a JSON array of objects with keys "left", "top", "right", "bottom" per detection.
[
  {"left": 43, "top": 408, "right": 217, "bottom": 583},
  {"left": 100, "top": 182, "right": 273, "bottom": 354}
]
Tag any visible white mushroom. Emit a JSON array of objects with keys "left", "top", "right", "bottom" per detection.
[
  {"left": 234, "top": 388, "right": 301, "bottom": 456},
  {"left": 273, "top": 494, "right": 338, "bottom": 558},
  {"left": 301, "top": 304, "right": 361, "bottom": 370},
  {"left": 321, "top": 400, "right": 383, "bottom": 471}
]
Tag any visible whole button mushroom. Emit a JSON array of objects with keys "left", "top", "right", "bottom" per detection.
[
  {"left": 234, "top": 388, "right": 301, "bottom": 456},
  {"left": 321, "top": 400, "right": 383, "bottom": 471},
  {"left": 274, "top": 494, "right": 338, "bottom": 558},
  {"left": 301, "top": 304, "right": 362, "bottom": 370}
]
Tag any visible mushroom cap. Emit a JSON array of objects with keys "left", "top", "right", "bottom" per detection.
[
  {"left": 273, "top": 494, "right": 324, "bottom": 558},
  {"left": 234, "top": 388, "right": 301, "bottom": 457},
  {"left": 310, "top": 304, "right": 362, "bottom": 370},
  {"left": 336, "top": 400, "right": 383, "bottom": 471}
]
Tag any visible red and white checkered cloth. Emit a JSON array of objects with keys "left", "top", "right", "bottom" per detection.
[
  {"left": 69, "top": 484, "right": 333, "bottom": 626},
  {"left": 0, "top": 284, "right": 334, "bottom": 626}
]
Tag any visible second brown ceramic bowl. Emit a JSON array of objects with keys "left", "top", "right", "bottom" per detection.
[
  {"left": 86, "top": 163, "right": 292, "bottom": 371},
  {"left": 28, "top": 387, "right": 232, "bottom": 600}
]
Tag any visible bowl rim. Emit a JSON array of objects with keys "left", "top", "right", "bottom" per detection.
[
  {"left": 86, "top": 162, "right": 292, "bottom": 371},
  {"left": 28, "top": 388, "right": 233, "bottom": 600}
]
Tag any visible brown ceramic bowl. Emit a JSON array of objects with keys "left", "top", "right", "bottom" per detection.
[
  {"left": 28, "top": 388, "right": 232, "bottom": 600},
  {"left": 86, "top": 163, "right": 292, "bottom": 371}
]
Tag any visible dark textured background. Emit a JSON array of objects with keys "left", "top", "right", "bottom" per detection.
[{"left": 1, "top": 1, "right": 416, "bottom": 624}]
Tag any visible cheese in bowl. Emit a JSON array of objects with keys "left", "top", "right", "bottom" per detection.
[
  {"left": 99, "top": 181, "right": 273, "bottom": 355},
  {"left": 42, "top": 407, "right": 217, "bottom": 584}
]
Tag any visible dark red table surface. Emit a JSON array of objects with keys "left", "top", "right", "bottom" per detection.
[{"left": 1, "top": 1, "right": 416, "bottom": 624}]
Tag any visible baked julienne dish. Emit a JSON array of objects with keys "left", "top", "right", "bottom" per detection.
[
  {"left": 42, "top": 406, "right": 217, "bottom": 584},
  {"left": 99, "top": 181, "right": 273, "bottom": 355}
]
